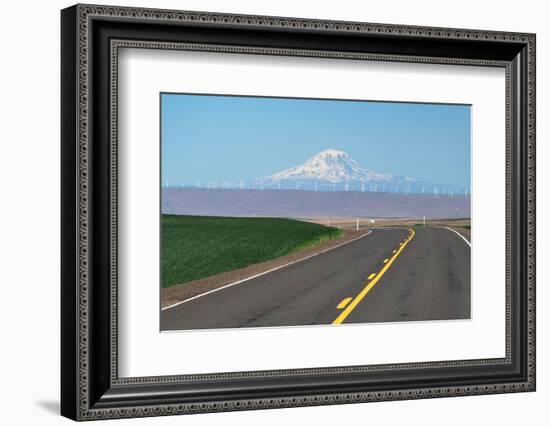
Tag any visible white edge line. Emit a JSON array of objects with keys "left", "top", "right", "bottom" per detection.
[
  {"left": 444, "top": 226, "right": 471, "bottom": 247},
  {"left": 161, "top": 229, "right": 373, "bottom": 311}
]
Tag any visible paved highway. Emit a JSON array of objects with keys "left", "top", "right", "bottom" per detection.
[{"left": 161, "top": 227, "right": 470, "bottom": 331}]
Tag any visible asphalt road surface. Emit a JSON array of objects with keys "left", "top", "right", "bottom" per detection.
[{"left": 161, "top": 227, "right": 471, "bottom": 331}]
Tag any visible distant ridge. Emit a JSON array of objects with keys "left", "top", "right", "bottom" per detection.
[{"left": 162, "top": 188, "right": 470, "bottom": 219}]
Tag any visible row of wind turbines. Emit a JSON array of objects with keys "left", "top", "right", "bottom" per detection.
[{"left": 162, "top": 179, "right": 469, "bottom": 197}]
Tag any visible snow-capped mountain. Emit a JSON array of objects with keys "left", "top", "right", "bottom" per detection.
[
  {"left": 261, "top": 149, "right": 394, "bottom": 184},
  {"left": 254, "top": 149, "right": 465, "bottom": 195},
  {"left": 257, "top": 149, "right": 412, "bottom": 191}
]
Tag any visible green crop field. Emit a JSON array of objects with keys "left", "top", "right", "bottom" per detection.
[{"left": 162, "top": 215, "right": 342, "bottom": 288}]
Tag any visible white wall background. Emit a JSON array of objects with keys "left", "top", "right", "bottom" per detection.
[{"left": 0, "top": 0, "right": 546, "bottom": 424}]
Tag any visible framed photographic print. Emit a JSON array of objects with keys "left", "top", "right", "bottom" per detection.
[
  {"left": 159, "top": 94, "right": 473, "bottom": 330},
  {"left": 61, "top": 4, "right": 536, "bottom": 421}
]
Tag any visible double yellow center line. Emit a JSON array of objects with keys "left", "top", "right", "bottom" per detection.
[{"left": 332, "top": 228, "right": 415, "bottom": 325}]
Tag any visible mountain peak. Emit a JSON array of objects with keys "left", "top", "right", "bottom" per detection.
[
  {"left": 258, "top": 149, "right": 394, "bottom": 186},
  {"left": 316, "top": 149, "right": 348, "bottom": 158}
]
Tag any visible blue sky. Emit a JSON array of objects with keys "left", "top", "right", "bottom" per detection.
[{"left": 161, "top": 93, "right": 471, "bottom": 188}]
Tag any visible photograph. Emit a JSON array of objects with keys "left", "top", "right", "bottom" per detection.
[{"left": 159, "top": 93, "right": 472, "bottom": 331}]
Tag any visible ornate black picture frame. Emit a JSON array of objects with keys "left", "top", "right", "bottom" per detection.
[{"left": 61, "top": 4, "right": 535, "bottom": 421}]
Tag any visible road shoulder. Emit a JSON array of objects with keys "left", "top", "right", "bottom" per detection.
[
  {"left": 161, "top": 229, "right": 371, "bottom": 309},
  {"left": 444, "top": 225, "right": 471, "bottom": 243}
]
